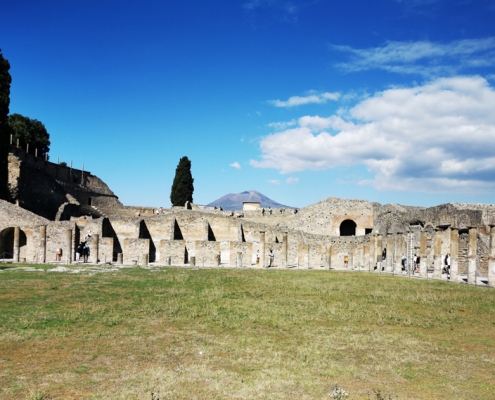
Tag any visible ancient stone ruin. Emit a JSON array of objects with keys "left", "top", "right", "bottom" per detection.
[{"left": 2, "top": 146, "right": 495, "bottom": 287}]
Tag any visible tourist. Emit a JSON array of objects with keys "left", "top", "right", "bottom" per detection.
[
  {"left": 269, "top": 249, "right": 274, "bottom": 267},
  {"left": 75, "top": 243, "right": 83, "bottom": 262},
  {"left": 344, "top": 254, "right": 348, "bottom": 268},
  {"left": 256, "top": 250, "right": 260, "bottom": 265},
  {"left": 83, "top": 243, "right": 90, "bottom": 263},
  {"left": 382, "top": 248, "right": 387, "bottom": 260},
  {"left": 401, "top": 254, "right": 407, "bottom": 271},
  {"left": 262, "top": 208, "right": 265, "bottom": 216}
]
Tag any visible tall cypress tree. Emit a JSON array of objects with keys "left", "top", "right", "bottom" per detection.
[
  {"left": 170, "top": 156, "right": 194, "bottom": 207},
  {"left": 0, "top": 49, "right": 12, "bottom": 201}
]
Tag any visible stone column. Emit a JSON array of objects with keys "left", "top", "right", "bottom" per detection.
[
  {"left": 13, "top": 226, "right": 20, "bottom": 263},
  {"left": 282, "top": 232, "right": 288, "bottom": 268},
  {"left": 467, "top": 227, "right": 477, "bottom": 285},
  {"left": 488, "top": 225, "right": 495, "bottom": 288},
  {"left": 395, "top": 233, "right": 403, "bottom": 273},
  {"left": 376, "top": 234, "right": 383, "bottom": 271},
  {"left": 66, "top": 229, "right": 73, "bottom": 264},
  {"left": 143, "top": 253, "right": 149, "bottom": 266},
  {"left": 386, "top": 233, "right": 393, "bottom": 272},
  {"left": 419, "top": 229, "right": 427, "bottom": 278},
  {"left": 40, "top": 225, "right": 47, "bottom": 263},
  {"left": 236, "top": 252, "right": 243, "bottom": 268},
  {"left": 450, "top": 228, "right": 459, "bottom": 283},
  {"left": 433, "top": 228, "right": 442, "bottom": 279},
  {"left": 357, "top": 243, "right": 363, "bottom": 269},
  {"left": 326, "top": 244, "right": 332, "bottom": 269},
  {"left": 369, "top": 235, "right": 376, "bottom": 271},
  {"left": 93, "top": 233, "right": 99, "bottom": 264},
  {"left": 260, "top": 231, "right": 266, "bottom": 268}
]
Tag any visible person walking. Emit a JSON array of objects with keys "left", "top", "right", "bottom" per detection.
[{"left": 269, "top": 249, "right": 274, "bottom": 267}]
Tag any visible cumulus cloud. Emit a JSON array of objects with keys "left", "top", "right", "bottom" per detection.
[
  {"left": 230, "top": 162, "right": 241, "bottom": 169},
  {"left": 268, "top": 179, "right": 280, "bottom": 185},
  {"left": 250, "top": 76, "right": 495, "bottom": 194},
  {"left": 333, "top": 38, "right": 495, "bottom": 77},
  {"left": 268, "top": 91, "right": 340, "bottom": 108},
  {"left": 286, "top": 177, "right": 299, "bottom": 184}
]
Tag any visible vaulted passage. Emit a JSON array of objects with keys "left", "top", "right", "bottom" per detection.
[{"left": 339, "top": 219, "right": 357, "bottom": 236}]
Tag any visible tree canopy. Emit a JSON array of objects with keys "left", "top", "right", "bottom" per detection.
[
  {"left": 170, "top": 156, "right": 194, "bottom": 207},
  {"left": 8, "top": 113, "right": 51, "bottom": 158},
  {"left": 0, "top": 49, "right": 12, "bottom": 201}
]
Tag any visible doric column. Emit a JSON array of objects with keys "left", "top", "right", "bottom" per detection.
[
  {"left": 468, "top": 227, "right": 478, "bottom": 285},
  {"left": 376, "top": 234, "right": 383, "bottom": 271},
  {"left": 282, "top": 232, "right": 288, "bottom": 268},
  {"left": 260, "top": 231, "right": 266, "bottom": 268},
  {"left": 433, "top": 228, "right": 442, "bottom": 279},
  {"left": 419, "top": 228, "right": 427, "bottom": 278},
  {"left": 386, "top": 233, "right": 393, "bottom": 272},
  {"left": 39, "top": 225, "right": 47, "bottom": 263},
  {"left": 327, "top": 244, "right": 332, "bottom": 269},
  {"left": 66, "top": 229, "right": 73, "bottom": 263},
  {"left": 488, "top": 225, "right": 495, "bottom": 288},
  {"left": 13, "top": 227, "right": 20, "bottom": 263},
  {"left": 369, "top": 235, "right": 376, "bottom": 271},
  {"left": 395, "top": 233, "right": 403, "bottom": 273},
  {"left": 93, "top": 233, "right": 99, "bottom": 264},
  {"left": 450, "top": 227, "right": 459, "bottom": 283}
]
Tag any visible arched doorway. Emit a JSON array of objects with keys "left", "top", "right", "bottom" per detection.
[
  {"left": 0, "top": 228, "right": 27, "bottom": 258},
  {"left": 339, "top": 219, "right": 357, "bottom": 236}
]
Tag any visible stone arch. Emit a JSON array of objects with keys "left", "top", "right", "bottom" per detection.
[
  {"left": 339, "top": 219, "right": 357, "bottom": 236},
  {"left": 0, "top": 228, "right": 27, "bottom": 259}
]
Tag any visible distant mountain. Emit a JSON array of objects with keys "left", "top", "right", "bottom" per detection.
[{"left": 207, "top": 190, "right": 291, "bottom": 211}]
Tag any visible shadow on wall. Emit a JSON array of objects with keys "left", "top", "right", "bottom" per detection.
[
  {"left": 139, "top": 220, "right": 156, "bottom": 262},
  {"left": 102, "top": 218, "right": 122, "bottom": 261}
]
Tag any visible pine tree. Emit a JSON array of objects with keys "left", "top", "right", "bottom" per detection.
[
  {"left": 170, "top": 156, "right": 194, "bottom": 207},
  {"left": 0, "top": 50, "right": 12, "bottom": 201}
]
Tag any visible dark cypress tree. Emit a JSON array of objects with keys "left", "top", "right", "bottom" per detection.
[
  {"left": 170, "top": 156, "right": 194, "bottom": 207},
  {"left": 0, "top": 50, "right": 12, "bottom": 201}
]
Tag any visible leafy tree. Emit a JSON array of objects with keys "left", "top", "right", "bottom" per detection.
[
  {"left": 8, "top": 113, "right": 51, "bottom": 158},
  {"left": 170, "top": 156, "right": 194, "bottom": 207},
  {"left": 0, "top": 49, "right": 12, "bottom": 201}
]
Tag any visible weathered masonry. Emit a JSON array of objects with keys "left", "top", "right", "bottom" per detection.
[{"left": 2, "top": 146, "right": 495, "bottom": 286}]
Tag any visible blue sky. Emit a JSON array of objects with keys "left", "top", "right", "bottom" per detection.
[{"left": 2, "top": 0, "right": 495, "bottom": 208}]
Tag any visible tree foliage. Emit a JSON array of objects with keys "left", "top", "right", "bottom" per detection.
[
  {"left": 8, "top": 113, "right": 51, "bottom": 158},
  {"left": 170, "top": 156, "right": 194, "bottom": 207},
  {"left": 0, "top": 49, "right": 12, "bottom": 201}
]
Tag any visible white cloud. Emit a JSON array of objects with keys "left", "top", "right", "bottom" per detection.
[
  {"left": 268, "top": 179, "right": 280, "bottom": 185},
  {"left": 333, "top": 38, "right": 495, "bottom": 77},
  {"left": 250, "top": 76, "right": 495, "bottom": 194},
  {"left": 230, "top": 162, "right": 241, "bottom": 169},
  {"left": 268, "top": 91, "right": 340, "bottom": 108},
  {"left": 268, "top": 119, "right": 297, "bottom": 130},
  {"left": 286, "top": 177, "right": 299, "bottom": 184}
]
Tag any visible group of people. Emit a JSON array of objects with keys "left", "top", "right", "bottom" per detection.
[
  {"left": 75, "top": 242, "right": 90, "bottom": 263},
  {"left": 255, "top": 249, "right": 275, "bottom": 267}
]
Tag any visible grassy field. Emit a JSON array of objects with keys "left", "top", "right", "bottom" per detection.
[{"left": 0, "top": 264, "right": 494, "bottom": 399}]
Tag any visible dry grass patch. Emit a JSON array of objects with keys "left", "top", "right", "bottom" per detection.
[{"left": 0, "top": 265, "right": 494, "bottom": 399}]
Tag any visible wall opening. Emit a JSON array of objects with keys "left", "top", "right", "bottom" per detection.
[
  {"left": 339, "top": 219, "right": 357, "bottom": 236},
  {"left": 0, "top": 228, "right": 27, "bottom": 258}
]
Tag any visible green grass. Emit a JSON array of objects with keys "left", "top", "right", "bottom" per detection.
[{"left": 0, "top": 264, "right": 494, "bottom": 399}]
